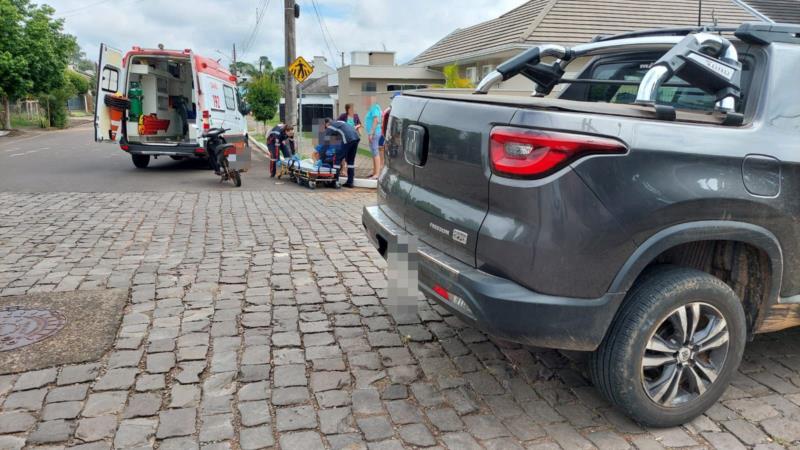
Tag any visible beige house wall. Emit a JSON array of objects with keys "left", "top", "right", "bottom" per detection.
[{"left": 335, "top": 66, "right": 444, "bottom": 120}]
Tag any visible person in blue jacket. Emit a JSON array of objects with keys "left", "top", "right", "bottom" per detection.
[{"left": 322, "top": 118, "right": 360, "bottom": 188}]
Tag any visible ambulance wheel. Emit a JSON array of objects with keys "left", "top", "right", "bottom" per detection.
[
  {"left": 232, "top": 171, "right": 242, "bottom": 187},
  {"left": 308, "top": 181, "right": 317, "bottom": 190},
  {"left": 132, "top": 155, "right": 150, "bottom": 169}
]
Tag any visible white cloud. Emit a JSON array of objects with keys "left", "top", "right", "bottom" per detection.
[{"left": 50, "top": 0, "right": 524, "bottom": 68}]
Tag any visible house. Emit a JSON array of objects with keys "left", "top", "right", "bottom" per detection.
[
  {"left": 740, "top": 0, "right": 800, "bottom": 24},
  {"left": 409, "top": 0, "right": 767, "bottom": 91},
  {"left": 331, "top": 51, "right": 444, "bottom": 119},
  {"left": 297, "top": 73, "right": 337, "bottom": 132}
]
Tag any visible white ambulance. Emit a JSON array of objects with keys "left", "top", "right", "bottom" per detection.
[{"left": 94, "top": 44, "right": 249, "bottom": 168}]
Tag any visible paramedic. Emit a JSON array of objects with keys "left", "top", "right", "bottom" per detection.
[
  {"left": 322, "top": 118, "right": 360, "bottom": 188},
  {"left": 267, "top": 124, "right": 295, "bottom": 177}
]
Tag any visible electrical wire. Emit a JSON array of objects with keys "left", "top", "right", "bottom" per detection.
[
  {"left": 309, "top": 0, "right": 340, "bottom": 68},
  {"left": 241, "top": 0, "right": 272, "bottom": 59}
]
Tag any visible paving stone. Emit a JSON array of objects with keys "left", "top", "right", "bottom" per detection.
[
  {"left": 28, "top": 419, "right": 75, "bottom": 444},
  {"left": 169, "top": 384, "right": 200, "bottom": 409},
  {"left": 357, "top": 416, "right": 394, "bottom": 441},
  {"left": 702, "top": 432, "right": 746, "bottom": 450},
  {"left": 385, "top": 399, "right": 423, "bottom": 425},
  {"left": 146, "top": 352, "right": 176, "bottom": 373},
  {"left": 398, "top": 423, "right": 436, "bottom": 447},
  {"left": 2, "top": 388, "right": 47, "bottom": 411},
  {"left": 238, "top": 381, "right": 270, "bottom": 402},
  {"left": 0, "top": 411, "right": 36, "bottom": 433},
  {"left": 503, "top": 415, "right": 546, "bottom": 441},
  {"left": 93, "top": 368, "right": 137, "bottom": 391},
  {"left": 761, "top": 416, "right": 800, "bottom": 442},
  {"left": 157, "top": 408, "right": 197, "bottom": 438},
  {"left": 721, "top": 419, "right": 770, "bottom": 445},
  {"left": 57, "top": 364, "right": 100, "bottom": 386},
  {"left": 75, "top": 416, "right": 118, "bottom": 442},
  {"left": 124, "top": 392, "right": 162, "bottom": 418},
  {"left": 276, "top": 405, "right": 317, "bottom": 431},
  {"left": 543, "top": 423, "right": 594, "bottom": 450},
  {"left": 160, "top": 437, "right": 200, "bottom": 450},
  {"left": 319, "top": 407, "right": 355, "bottom": 435},
  {"left": 199, "top": 413, "right": 234, "bottom": 442},
  {"left": 310, "top": 371, "right": 350, "bottom": 392},
  {"left": 114, "top": 418, "right": 158, "bottom": 448},
  {"left": 41, "top": 400, "right": 82, "bottom": 420},
  {"left": 352, "top": 388, "right": 383, "bottom": 415},
  {"left": 83, "top": 391, "right": 128, "bottom": 417},
  {"left": 441, "top": 432, "right": 483, "bottom": 450},
  {"left": 0, "top": 436, "right": 25, "bottom": 450},
  {"left": 316, "top": 390, "right": 351, "bottom": 408},
  {"left": 463, "top": 414, "right": 510, "bottom": 439},
  {"left": 240, "top": 425, "right": 275, "bottom": 450},
  {"left": 273, "top": 364, "right": 307, "bottom": 387},
  {"left": 381, "top": 384, "right": 408, "bottom": 400},
  {"left": 239, "top": 401, "right": 271, "bottom": 427},
  {"left": 108, "top": 349, "right": 144, "bottom": 368},
  {"left": 272, "top": 332, "right": 301, "bottom": 347},
  {"left": 272, "top": 387, "right": 310, "bottom": 406},
  {"left": 279, "top": 431, "right": 325, "bottom": 450},
  {"left": 13, "top": 368, "right": 57, "bottom": 391},
  {"left": 586, "top": 430, "right": 631, "bottom": 449},
  {"left": 649, "top": 427, "right": 698, "bottom": 447},
  {"left": 47, "top": 384, "right": 89, "bottom": 403},
  {"left": 327, "top": 433, "right": 367, "bottom": 450}
]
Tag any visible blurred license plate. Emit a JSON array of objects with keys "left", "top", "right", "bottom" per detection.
[{"left": 227, "top": 154, "right": 237, "bottom": 162}]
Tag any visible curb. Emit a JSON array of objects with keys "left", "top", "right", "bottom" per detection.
[{"left": 248, "top": 134, "right": 377, "bottom": 189}]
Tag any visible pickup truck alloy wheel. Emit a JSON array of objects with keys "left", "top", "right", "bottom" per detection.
[
  {"left": 590, "top": 266, "right": 746, "bottom": 427},
  {"left": 642, "top": 302, "right": 729, "bottom": 407}
]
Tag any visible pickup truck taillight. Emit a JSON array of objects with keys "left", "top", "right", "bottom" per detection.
[{"left": 490, "top": 127, "right": 627, "bottom": 179}]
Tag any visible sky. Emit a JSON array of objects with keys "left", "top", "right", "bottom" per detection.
[{"left": 46, "top": 0, "right": 525, "bottom": 69}]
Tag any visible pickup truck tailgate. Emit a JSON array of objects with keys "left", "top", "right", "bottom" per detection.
[{"left": 403, "top": 97, "right": 516, "bottom": 266}]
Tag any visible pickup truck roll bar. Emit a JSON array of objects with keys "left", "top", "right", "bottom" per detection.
[
  {"left": 635, "top": 33, "right": 741, "bottom": 113},
  {"left": 474, "top": 31, "right": 744, "bottom": 122}
]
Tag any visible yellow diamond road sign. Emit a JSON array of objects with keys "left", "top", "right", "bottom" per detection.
[{"left": 289, "top": 56, "right": 314, "bottom": 83}]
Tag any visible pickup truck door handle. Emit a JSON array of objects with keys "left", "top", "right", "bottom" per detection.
[{"left": 404, "top": 125, "right": 427, "bottom": 167}]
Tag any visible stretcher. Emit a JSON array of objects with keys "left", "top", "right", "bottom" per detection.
[{"left": 287, "top": 158, "right": 341, "bottom": 190}]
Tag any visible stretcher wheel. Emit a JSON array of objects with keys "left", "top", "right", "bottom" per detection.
[
  {"left": 308, "top": 181, "right": 317, "bottom": 190},
  {"left": 334, "top": 180, "right": 341, "bottom": 189}
]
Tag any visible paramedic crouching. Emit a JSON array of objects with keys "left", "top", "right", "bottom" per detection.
[
  {"left": 322, "top": 118, "right": 360, "bottom": 188},
  {"left": 267, "top": 124, "right": 295, "bottom": 177}
]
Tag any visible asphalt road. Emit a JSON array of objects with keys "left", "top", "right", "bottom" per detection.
[{"left": 0, "top": 124, "right": 308, "bottom": 193}]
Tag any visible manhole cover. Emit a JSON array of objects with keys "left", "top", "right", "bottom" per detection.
[{"left": 0, "top": 307, "right": 66, "bottom": 351}]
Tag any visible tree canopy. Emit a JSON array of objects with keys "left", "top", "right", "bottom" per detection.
[
  {"left": 1, "top": 0, "right": 77, "bottom": 128},
  {"left": 246, "top": 74, "right": 280, "bottom": 124}
]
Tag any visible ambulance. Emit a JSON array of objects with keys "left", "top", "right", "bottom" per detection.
[{"left": 94, "top": 44, "right": 249, "bottom": 168}]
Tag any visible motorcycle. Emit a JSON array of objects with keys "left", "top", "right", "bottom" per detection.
[{"left": 203, "top": 127, "right": 242, "bottom": 187}]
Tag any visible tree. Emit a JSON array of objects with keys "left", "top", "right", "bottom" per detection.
[
  {"left": 66, "top": 70, "right": 88, "bottom": 95},
  {"left": 0, "top": 0, "right": 76, "bottom": 129},
  {"left": 443, "top": 64, "right": 473, "bottom": 89},
  {"left": 0, "top": 0, "right": 30, "bottom": 129},
  {"left": 246, "top": 74, "right": 280, "bottom": 124},
  {"left": 258, "top": 56, "right": 273, "bottom": 75},
  {"left": 272, "top": 67, "right": 286, "bottom": 86},
  {"left": 231, "top": 61, "right": 258, "bottom": 78}
]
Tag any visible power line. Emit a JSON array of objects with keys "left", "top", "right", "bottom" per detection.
[
  {"left": 307, "top": 0, "right": 336, "bottom": 68},
  {"left": 241, "top": 0, "right": 272, "bottom": 59}
]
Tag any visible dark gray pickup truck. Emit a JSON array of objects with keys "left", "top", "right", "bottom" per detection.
[{"left": 363, "top": 23, "right": 800, "bottom": 425}]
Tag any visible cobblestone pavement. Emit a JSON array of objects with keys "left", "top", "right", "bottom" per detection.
[{"left": 1, "top": 191, "right": 800, "bottom": 450}]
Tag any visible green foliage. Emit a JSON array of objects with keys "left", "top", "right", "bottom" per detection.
[
  {"left": 40, "top": 70, "right": 77, "bottom": 128},
  {"left": 66, "top": 70, "right": 88, "bottom": 95},
  {"left": 246, "top": 74, "right": 280, "bottom": 124},
  {"left": 231, "top": 61, "right": 258, "bottom": 78},
  {"left": 70, "top": 48, "right": 95, "bottom": 73},
  {"left": 272, "top": 67, "right": 286, "bottom": 85},
  {"left": 0, "top": 0, "right": 77, "bottom": 128},
  {"left": 443, "top": 64, "right": 473, "bottom": 89}
]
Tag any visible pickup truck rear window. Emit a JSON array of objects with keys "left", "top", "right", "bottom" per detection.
[{"left": 565, "top": 53, "right": 754, "bottom": 113}]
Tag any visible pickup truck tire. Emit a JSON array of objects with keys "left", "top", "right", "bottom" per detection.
[
  {"left": 589, "top": 266, "right": 746, "bottom": 427},
  {"left": 132, "top": 155, "right": 150, "bottom": 169}
]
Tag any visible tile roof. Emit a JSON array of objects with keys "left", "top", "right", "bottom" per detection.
[
  {"left": 410, "top": 0, "right": 763, "bottom": 66},
  {"left": 741, "top": 0, "right": 800, "bottom": 23}
]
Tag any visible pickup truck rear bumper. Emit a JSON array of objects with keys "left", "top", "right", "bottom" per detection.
[{"left": 363, "top": 205, "right": 626, "bottom": 351}]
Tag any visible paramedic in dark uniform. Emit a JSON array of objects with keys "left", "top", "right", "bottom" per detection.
[
  {"left": 267, "top": 124, "right": 295, "bottom": 177},
  {"left": 322, "top": 118, "right": 360, "bottom": 188}
]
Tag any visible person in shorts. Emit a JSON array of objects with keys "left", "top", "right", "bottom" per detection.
[{"left": 364, "top": 102, "right": 383, "bottom": 179}]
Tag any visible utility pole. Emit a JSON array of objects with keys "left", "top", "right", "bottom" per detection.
[
  {"left": 284, "top": 0, "right": 297, "bottom": 128},
  {"left": 232, "top": 43, "right": 237, "bottom": 77},
  {"left": 697, "top": 0, "right": 702, "bottom": 26}
]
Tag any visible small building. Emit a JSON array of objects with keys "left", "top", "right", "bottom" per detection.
[
  {"left": 298, "top": 74, "right": 336, "bottom": 132},
  {"left": 409, "top": 0, "right": 766, "bottom": 91},
  {"left": 332, "top": 51, "right": 444, "bottom": 120}
]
